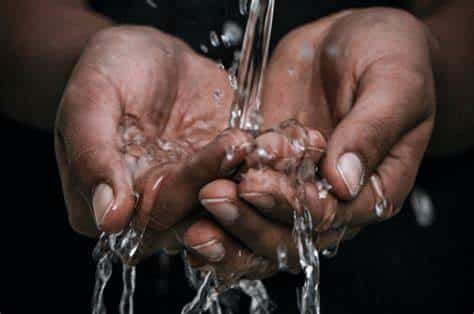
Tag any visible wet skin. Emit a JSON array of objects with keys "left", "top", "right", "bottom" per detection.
[{"left": 57, "top": 8, "right": 436, "bottom": 281}]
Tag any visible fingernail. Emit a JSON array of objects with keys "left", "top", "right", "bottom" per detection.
[
  {"left": 337, "top": 153, "right": 364, "bottom": 197},
  {"left": 240, "top": 192, "right": 275, "bottom": 209},
  {"left": 201, "top": 198, "right": 239, "bottom": 224},
  {"left": 191, "top": 239, "right": 225, "bottom": 262},
  {"left": 92, "top": 183, "right": 114, "bottom": 227}
]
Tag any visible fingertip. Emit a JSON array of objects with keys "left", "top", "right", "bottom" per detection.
[
  {"left": 305, "top": 129, "right": 327, "bottom": 162},
  {"left": 199, "top": 179, "right": 237, "bottom": 202},
  {"left": 306, "top": 129, "right": 326, "bottom": 149},
  {"left": 183, "top": 220, "right": 226, "bottom": 262},
  {"left": 321, "top": 150, "right": 365, "bottom": 201},
  {"left": 94, "top": 174, "right": 136, "bottom": 234}
]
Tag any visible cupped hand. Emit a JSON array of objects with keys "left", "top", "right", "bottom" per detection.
[
  {"left": 55, "top": 26, "right": 254, "bottom": 257},
  {"left": 187, "top": 8, "right": 436, "bottom": 280}
]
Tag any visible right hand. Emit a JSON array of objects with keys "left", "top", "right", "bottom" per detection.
[{"left": 55, "top": 26, "right": 254, "bottom": 257}]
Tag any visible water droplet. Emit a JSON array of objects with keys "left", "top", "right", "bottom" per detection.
[
  {"left": 410, "top": 187, "right": 435, "bottom": 227},
  {"left": 277, "top": 244, "right": 289, "bottom": 271},
  {"left": 226, "top": 145, "right": 236, "bottom": 161},
  {"left": 221, "top": 21, "right": 243, "bottom": 47},
  {"left": 239, "top": 0, "right": 249, "bottom": 15},
  {"left": 371, "top": 175, "right": 390, "bottom": 219},
  {"left": 200, "top": 44, "right": 209, "bottom": 54},
  {"left": 213, "top": 89, "right": 224, "bottom": 104},
  {"left": 317, "top": 179, "right": 332, "bottom": 199},
  {"left": 375, "top": 199, "right": 388, "bottom": 218},
  {"left": 209, "top": 31, "right": 221, "bottom": 47},
  {"left": 288, "top": 67, "right": 296, "bottom": 76},
  {"left": 322, "top": 245, "right": 339, "bottom": 259},
  {"left": 146, "top": 0, "right": 157, "bottom": 8}
]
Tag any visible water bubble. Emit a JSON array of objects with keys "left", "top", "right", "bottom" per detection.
[
  {"left": 210, "top": 31, "right": 221, "bottom": 47},
  {"left": 288, "top": 67, "right": 296, "bottom": 76},
  {"left": 317, "top": 179, "right": 332, "bottom": 199},
  {"left": 239, "top": 0, "right": 249, "bottom": 15},
  {"left": 322, "top": 245, "right": 339, "bottom": 259},
  {"left": 371, "top": 175, "right": 389, "bottom": 219},
  {"left": 226, "top": 145, "right": 236, "bottom": 161},
  {"left": 256, "top": 147, "right": 269, "bottom": 160},
  {"left": 200, "top": 44, "right": 209, "bottom": 54},
  {"left": 277, "top": 244, "right": 289, "bottom": 271},
  {"left": 221, "top": 21, "right": 244, "bottom": 47},
  {"left": 214, "top": 89, "right": 224, "bottom": 104},
  {"left": 146, "top": 0, "right": 157, "bottom": 8},
  {"left": 410, "top": 187, "right": 435, "bottom": 227}
]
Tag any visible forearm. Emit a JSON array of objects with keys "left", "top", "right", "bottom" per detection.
[
  {"left": 414, "top": 0, "right": 474, "bottom": 155},
  {"left": 0, "top": 1, "right": 113, "bottom": 130}
]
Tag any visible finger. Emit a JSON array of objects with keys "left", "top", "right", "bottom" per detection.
[
  {"left": 56, "top": 70, "right": 136, "bottom": 234},
  {"left": 183, "top": 219, "right": 277, "bottom": 283},
  {"left": 321, "top": 59, "right": 434, "bottom": 200},
  {"left": 343, "top": 121, "right": 433, "bottom": 225},
  {"left": 55, "top": 134, "right": 99, "bottom": 237},
  {"left": 199, "top": 179, "right": 300, "bottom": 271},
  {"left": 145, "top": 129, "right": 254, "bottom": 231},
  {"left": 238, "top": 168, "right": 345, "bottom": 232}
]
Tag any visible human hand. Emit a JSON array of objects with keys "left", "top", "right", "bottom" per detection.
[
  {"left": 55, "top": 26, "right": 254, "bottom": 258},
  {"left": 185, "top": 8, "right": 436, "bottom": 280}
]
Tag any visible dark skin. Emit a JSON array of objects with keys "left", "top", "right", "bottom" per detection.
[{"left": 1, "top": 0, "right": 473, "bottom": 281}]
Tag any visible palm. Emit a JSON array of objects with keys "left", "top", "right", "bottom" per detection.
[{"left": 56, "top": 27, "right": 249, "bottom": 251}]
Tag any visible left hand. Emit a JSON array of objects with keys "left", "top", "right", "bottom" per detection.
[{"left": 183, "top": 8, "right": 436, "bottom": 281}]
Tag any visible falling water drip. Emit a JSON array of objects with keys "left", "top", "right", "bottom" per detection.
[
  {"left": 210, "top": 31, "right": 221, "bottom": 47},
  {"left": 229, "top": 0, "right": 275, "bottom": 135},
  {"left": 410, "top": 187, "right": 435, "bottom": 227},
  {"left": 183, "top": 1, "right": 277, "bottom": 313},
  {"left": 92, "top": 251, "right": 113, "bottom": 314},
  {"left": 221, "top": 21, "right": 244, "bottom": 47},
  {"left": 146, "top": 0, "right": 157, "bottom": 9},
  {"left": 240, "top": 0, "right": 249, "bottom": 15},
  {"left": 200, "top": 44, "right": 209, "bottom": 54},
  {"left": 238, "top": 280, "right": 274, "bottom": 313},
  {"left": 277, "top": 244, "right": 289, "bottom": 271},
  {"left": 182, "top": 257, "right": 222, "bottom": 314},
  {"left": 120, "top": 265, "right": 136, "bottom": 314}
]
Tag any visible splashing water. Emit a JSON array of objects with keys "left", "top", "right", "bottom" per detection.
[
  {"left": 120, "top": 265, "right": 136, "bottom": 314},
  {"left": 182, "top": 254, "right": 223, "bottom": 314},
  {"left": 229, "top": 0, "right": 275, "bottom": 134},
  {"left": 182, "top": 1, "right": 276, "bottom": 313},
  {"left": 186, "top": 0, "right": 328, "bottom": 313},
  {"left": 92, "top": 0, "right": 327, "bottom": 313},
  {"left": 92, "top": 249, "right": 113, "bottom": 314}
]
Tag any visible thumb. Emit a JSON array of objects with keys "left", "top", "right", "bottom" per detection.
[{"left": 321, "top": 60, "right": 434, "bottom": 200}]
